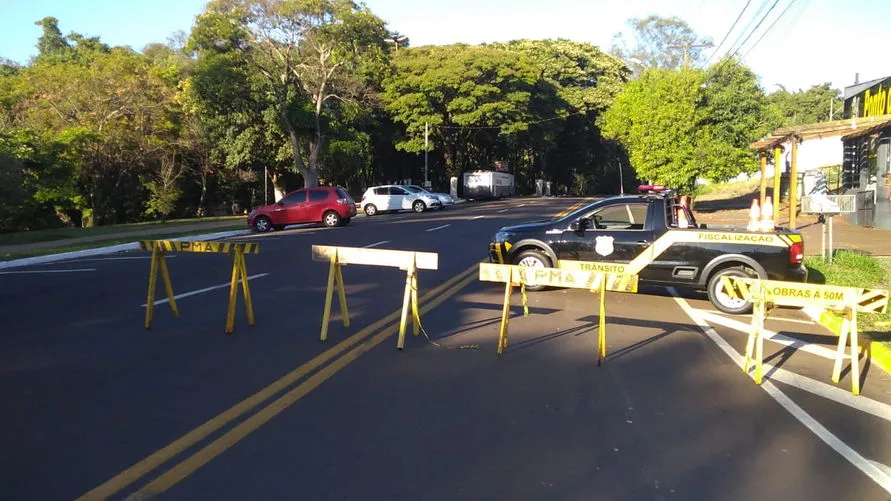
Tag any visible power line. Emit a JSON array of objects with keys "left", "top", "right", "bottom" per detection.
[
  {"left": 705, "top": 0, "right": 753, "bottom": 67},
  {"left": 725, "top": 0, "right": 771, "bottom": 57},
  {"left": 731, "top": 0, "right": 783, "bottom": 58},
  {"left": 741, "top": 0, "right": 800, "bottom": 59}
]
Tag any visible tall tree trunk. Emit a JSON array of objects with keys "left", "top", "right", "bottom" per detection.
[
  {"left": 270, "top": 172, "right": 288, "bottom": 201},
  {"left": 277, "top": 93, "right": 316, "bottom": 189}
]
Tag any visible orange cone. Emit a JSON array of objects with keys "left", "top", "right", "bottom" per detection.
[
  {"left": 761, "top": 196, "right": 775, "bottom": 232},
  {"left": 747, "top": 199, "right": 760, "bottom": 232}
]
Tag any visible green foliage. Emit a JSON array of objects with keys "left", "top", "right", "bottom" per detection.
[
  {"left": 601, "top": 68, "right": 704, "bottom": 192},
  {"left": 765, "top": 83, "right": 843, "bottom": 129},
  {"left": 805, "top": 251, "right": 887, "bottom": 288}
]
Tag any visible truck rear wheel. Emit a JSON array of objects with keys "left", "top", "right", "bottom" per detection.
[
  {"left": 707, "top": 267, "right": 756, "bottom": 315},
  {"left": 514, "top": 249, "right": 551, "bottom": 292}
]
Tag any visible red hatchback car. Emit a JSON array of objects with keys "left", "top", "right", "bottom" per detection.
[{"left": 247, "top": 186, "right": 357, "bottom": 232}]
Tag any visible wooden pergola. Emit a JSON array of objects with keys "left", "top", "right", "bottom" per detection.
[{"left": 750, "top": 114, "right": 891, "bottom": 228}]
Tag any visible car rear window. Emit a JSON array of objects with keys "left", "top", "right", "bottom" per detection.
[
  {"left": 374, "top": 187, "right": 389, "bottom": 195},
  {"left": 309, "top": 190, "right": 328, "bottom": 202},
  {"left": 335, "top": 188, "right": 350, "bottom": 199}
]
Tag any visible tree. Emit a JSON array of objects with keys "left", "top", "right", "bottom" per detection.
[
  {"left": 188, "top": 0, "right": 389, "bottom": 192},
  {"left": 381, "top": 44, "right": 538, "bottom": 177},
  {"left": 601, "top": 68, "right": 704, "bottom": 193},
  {"left": 697, "top": 57, "right": 766, "bottom": 182},
  {"left": 34, "top": 17, "right": 70, "bottom": 60},
  {"left": 765, "top": 83, "right": 843, "bottom": 129},
  {"left": 611, "top": 16, "right": 713, "bottom": 77}
]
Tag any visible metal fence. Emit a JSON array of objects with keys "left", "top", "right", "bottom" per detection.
[{"left": 800, "top": 194, "right": 857, "bottom": 214}]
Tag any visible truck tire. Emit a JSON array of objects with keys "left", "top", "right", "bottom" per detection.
[
  {"left": 514, "top": 248, "right": 551, "bottom": 292},
  {"left": 707, "top": 267, "right": 756, "bottom": 315}
]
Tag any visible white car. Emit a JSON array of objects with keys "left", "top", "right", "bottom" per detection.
[
  {"left": 405, "top": 185, "right": 455, "bottom": 208},
  {"left": 360, "top": 185, "right": 441, "bottom": 216}
]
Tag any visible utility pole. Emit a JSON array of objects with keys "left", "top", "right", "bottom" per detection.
[
  {"left": 667, "top": 42, "right": 710, "bottom": 67},
  {"left": 617, "top": 158, "right": 624, "bottom": 195},
  {"left": 424, "top": 122, "right": 429, "bottom": 188}
]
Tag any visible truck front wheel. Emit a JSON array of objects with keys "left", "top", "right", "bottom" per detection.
[
  {"left": 707, "top": 267, "right": 756, "bottom": 315},
  {"left": 514, "top": 249, "right": 551, "bottom": 292}
]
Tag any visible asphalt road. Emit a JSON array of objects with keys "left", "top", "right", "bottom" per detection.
[{"left": 1, "top": 197, "right": 890, "bottom": 501}]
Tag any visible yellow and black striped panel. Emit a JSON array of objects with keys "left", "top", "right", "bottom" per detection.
[
  {"left": 857, "top": 288, "right": 889, "bottom": 313},
  {"left": 593, "top": 273, "right": 639, "bottom": 293},
  {"left": 720, "top": 276, "right": 755, "bottom": 301},
  {"left": 139, "top": 240, "right": 260, "bottom": 254}
]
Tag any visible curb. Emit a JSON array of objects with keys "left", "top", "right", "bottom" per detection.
[
  {"left": 0, "top": 229, "right": 252, "bottom": 270},
  {"left": 802, "top": 305, "right": 891, "bottom": 375}
]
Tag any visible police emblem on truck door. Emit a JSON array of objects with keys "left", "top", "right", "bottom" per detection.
[{"left": 595, "top": 235, "right": 615, "bottom": 256}]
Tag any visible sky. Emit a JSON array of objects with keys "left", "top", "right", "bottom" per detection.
[{"left": 1, "top": 0, "right": 889, "bottom": 94}]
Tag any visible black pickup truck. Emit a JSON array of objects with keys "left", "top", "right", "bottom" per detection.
[{"left": 488, "top": 188, "right": 807, "bottom": 314}]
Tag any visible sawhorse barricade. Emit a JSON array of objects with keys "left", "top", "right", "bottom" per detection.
[
  {"left": 140, "top": 240, "right": 260, "bottom": 334},
  {"left": 478, "top": 262, "right": 638, "bottom": 362},
  {"left": 722, "top": 276, "right": 889, "bottom": 395},
  {"left": 312, "top": 245, "right": 439, "bottom": 350}
]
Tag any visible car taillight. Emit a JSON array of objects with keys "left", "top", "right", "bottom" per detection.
[
  {"left": 360, "top": 194, "right": 366, "bottom": 202},
  {"left": 789, "top": 241, "right": 804, "bottom": 264},
  {"left": 336, "top": 198, "right": 350, "bottom": 206}
]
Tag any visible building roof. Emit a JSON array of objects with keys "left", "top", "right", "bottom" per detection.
[
  {"left": 844, "top": 76, "right": 890, "bottom": 99},
  {"left": 751, "top": 114, "right": 891, "bottom": 151}
]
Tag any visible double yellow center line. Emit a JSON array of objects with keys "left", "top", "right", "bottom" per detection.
[
  {"left": 553, "top": 199, "right": 589, "bottom": 219},
  {"left": 78, "top": 264, "right": 480, "bottom": 500}
]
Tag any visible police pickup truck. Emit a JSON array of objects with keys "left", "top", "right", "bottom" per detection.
[{"left": 488, "top": 186, "right": 807, "bottom": 314}]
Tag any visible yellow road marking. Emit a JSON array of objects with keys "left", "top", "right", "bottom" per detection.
[
  {"left": 553, "top": 199, "right": 588, "bottom": 218},
  {"left": 78, "top": 263, "right": 479, "bottom": 501},
  {"left": 129, "top": 271, "right": 480, "bottom": 498}
]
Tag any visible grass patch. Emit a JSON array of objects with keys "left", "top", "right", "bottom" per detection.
[
  {"left": 806, "top": 252, "right": 891, "bottom": 348},
  {"left": 0, "top": 224, "right": 247, "bottom": 260},
  {"left": 0, "top": 216, "right": 243, "bottom": 246},
  {"left": 694, "top": 178, "right": 761, "bottom": 201}
]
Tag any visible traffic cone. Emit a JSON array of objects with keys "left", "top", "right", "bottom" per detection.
[
  {"left": 746, "top": 199, "right": 760, "bottom": 232},
  {"left": 761, "top": 196, "right": 775, "bottom": 232}
]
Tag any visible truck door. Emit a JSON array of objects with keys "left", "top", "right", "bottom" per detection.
[{"left": 556, "top": 201, "right": 654, "bottom": 264}]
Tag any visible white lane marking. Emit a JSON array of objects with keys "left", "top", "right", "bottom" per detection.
[
  {"left": 0, "top": 268, "right": 96, "bottom": 275},
  {"left": 497, "top": 209, "right": 509, "bottom": 213},
  {"left": 426, "top": 224, "right": 450, "bottom": 232},
  {"left": 518, "top": 204, "right": 527, "bottom": 207},
  {"left": 704, "top": 309, "right": 814, "bottom": 325},
  {"left": 364, "top": 241, "right": 390, "bottom": 248},
  {"left": 471, "top": 215, "right": 485, "bottom": 220},
  {"left": 671, "top": 288, "right": 891, "bottom": 494},
  {"left": 43, "top": 256, "right": 177, "bottom": 264},
  {"left": 696, "top": 311, "right": 838, "bottom": 360},
  {"left": 871, "top": 460, "right": 891, "bottom": 478},
  {"left": 141, "top": 274, "right": 269, "bottom": 307}
]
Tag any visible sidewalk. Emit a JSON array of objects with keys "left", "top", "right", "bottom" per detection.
[{"left": 0, "top": 219, "right": 245, "bottom": 255}]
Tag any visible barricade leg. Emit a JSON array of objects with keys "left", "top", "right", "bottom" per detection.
[
  {"left": 320, "top": 254, "right": 339, "bottom": 341},
  {"left": 850, "top": 309, "right": 861, "bottom": 395},
  {"left": 497, "top": 282, "right": 513, "bottom": 355},
  {"left": 410, "top": 270, "right": 420, "bottom": 336},
  {"left": 397, "top": 261, "right": 417, "bottom": 350},
  {"left": 335, "top": 261, "right": 349, "bottom": 329},
  {"left": 158, "top": 252, "right": 178, "bottom": 318},
  {"left": 145, "top": 247, "right": 160, "bottom": 329},
  {"left": 237, "top": 249, "right": 255, "bottom": 327},
  {"left": 832, "top": 316, "right": 851, "bottom": 385},
  {"left": 597, "top": 279, "right": 606, "bottom": 365},
  {"left": 225, "top": 250, "right": 240, "bottom": 334},
  {"left": 754, "top": 299, "right": 764, "bottom": 384}
]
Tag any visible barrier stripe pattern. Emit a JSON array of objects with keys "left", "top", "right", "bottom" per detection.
[
  {"left": 139, "top": 240, "right": 260, "bottom": 254},
  {"left": 857, "top": 289, "right": 889, "bottom": 313}
]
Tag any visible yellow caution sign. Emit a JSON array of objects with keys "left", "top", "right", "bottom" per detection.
[
  {"left": 721, "top": 276, "right": 889, "bottom": 395},
  {"left": 312, "top": 245, "right": 438, "bottom": 350},
  {"left": 479, "top": 262, "right": 638, "bottom": 363},
  {"left": 141, "top": 240, "right": 258, "bottom": 334}
]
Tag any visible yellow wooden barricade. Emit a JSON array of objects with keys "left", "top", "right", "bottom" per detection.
[
  {"left": 140, "top": 240, "right": 260, "bottom": 334},
  {"left": 311, "top": 245, "right": 438, "bottom": 350},
  {"left": 479, "top": 263, "right": 638, "bottom": 363},
  {"left": 722, "top": 276, "right": 889, "bottom": 395}
]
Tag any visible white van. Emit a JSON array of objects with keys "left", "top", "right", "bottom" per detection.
[{"left": 360, "top": 185, "right": 441, "bottom": 216}]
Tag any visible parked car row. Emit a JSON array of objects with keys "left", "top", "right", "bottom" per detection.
[
  {"left": 360, "top": 184, "right": 454, "bottom": 216},
  {"left": 247, "top": 184, "right": 455, "bottom": 232}
]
